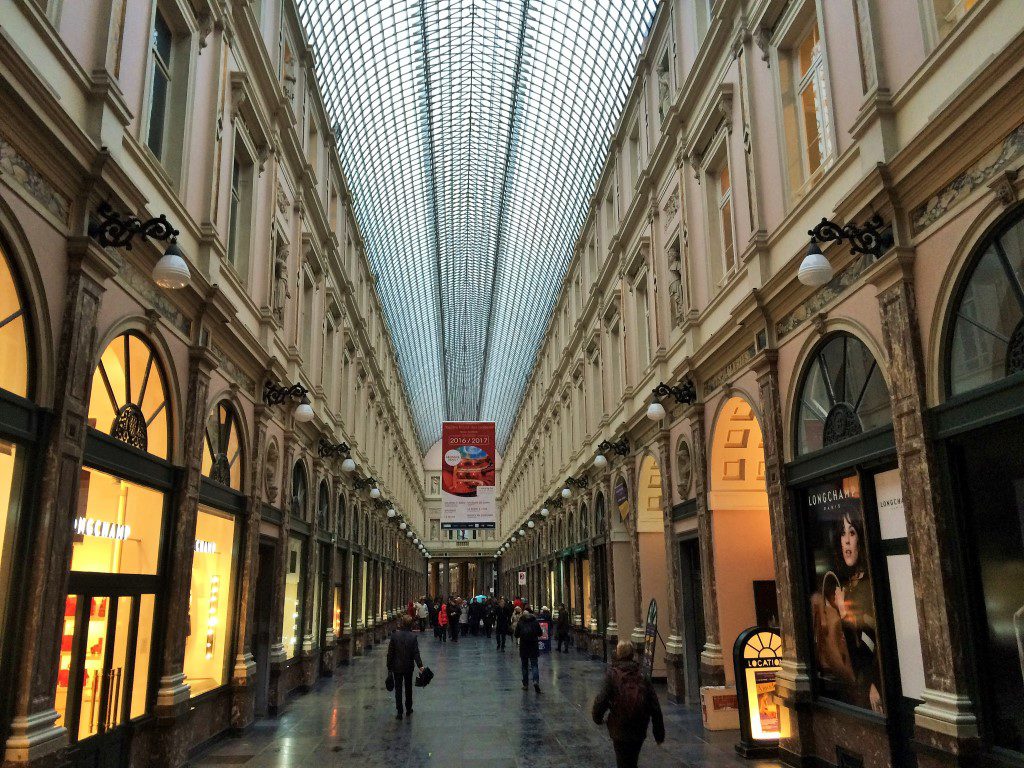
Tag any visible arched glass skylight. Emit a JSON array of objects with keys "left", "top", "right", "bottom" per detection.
[{"left": 298, "top": 0, "right": 659, "bottom": 449}]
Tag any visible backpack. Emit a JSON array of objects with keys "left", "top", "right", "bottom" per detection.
[{"left": 612, "top": 666, "right": 648, "bottom": 723}]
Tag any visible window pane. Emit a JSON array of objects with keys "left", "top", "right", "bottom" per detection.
[
  {"left": 0, "top": 440, "right": 25, "bottom": 656},
  {"left": 131, "top": 594, "right": 154, "bottom": 719},
  {"left": 153, "top": 10, "right": 172, "bottom": 65},
  {"left": 54, "top": 595, "right": 79, "bottom": 729},
  {"left": 800, "top": 78, "right": 823, "bottom": 173},
  {"left": 185, "top": 507, "right": 237, "bottom": 696},
  {"left": 282, "top": 536, "right": 305, "bottom": 659},
  {"left": 71, "top": 468, "right": 164, "bottom": 575},
  {"left": 0, "top": 245, "right": 29, "bottom": 397},
  {"left": 147, "top": 69, "right": 168, "bottom": 160}
]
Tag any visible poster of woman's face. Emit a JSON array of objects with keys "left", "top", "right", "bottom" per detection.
[{"left": 805, "top": 475, "right": 885, "bottom": 714}]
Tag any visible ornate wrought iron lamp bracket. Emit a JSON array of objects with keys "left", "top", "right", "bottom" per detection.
[
  {"left": 597, "top": 437, "right": 630, "bottom": 456},
  {"left": 808, "top": 214, "right": 893, "bottom": 260},
  {"left": 89, "top": 201, "right": 180, "bottom": 249},
  {"left": 262, "top": 380, "right": 309, "bottom": 406},
  {"left": 652, "top": 379, "right": 697, "bottom": 404},
  {"left": 317, "top": 438, "right": 351, "bottom": 459}
]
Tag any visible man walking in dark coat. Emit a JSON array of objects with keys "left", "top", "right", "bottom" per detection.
[
  {"left": 514, "top": 604, "right": 544, "bottom": 693},
  {"left": 556, "top": 602, "right": 572, "bottom": 653},
  {"left": 387, "top": 615, "right": 424, "bottom": 719},
  {"left": 495, "top": 597, "right": 511, "bottom": 651},
  {"left": 448, "top": 598, "right": 461, "bottom": 642},
  {"left": 592, "top": 641, "right": 664, "bottom": 768}
]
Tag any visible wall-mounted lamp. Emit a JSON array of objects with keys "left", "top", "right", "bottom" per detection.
[
  {"left": 527, "top": 520, "right": 535, "bottom": 528},
  {"left": 89, "top": 202, "right": 191, "bottom": 289},
  {"left": 562, "top": 475, "right": 588, "bottom": 498},
  {"left": 353, "top": 476, "right": 377, "bottom": 491},
  {"left": 540, "top": 507, "right": 550, "bottom": 517},
  {"left": 387, "top": 507, "right": 397, "bottom": 518},
  {"left": 406, "top": 531, "right": 413, "bottom": 538},
  {"left": 399, "top": 522, "right": 407, "bottom": 530},
  {"left": 647, "top": 379, "right": 697, "bottom": 421},
  {"left": 798, "top": 215, "right": 892, "bottom": 287},
  {"left": 263, "top": 380, "right": 314, "bottom": 423},
  {"left": 317, "top": 438, "right": 351, "bottom": 459},
  {"left": 594, "top": 437, "right": 629, "bottom": 468}
]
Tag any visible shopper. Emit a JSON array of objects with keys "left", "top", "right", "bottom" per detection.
[
  {"left": 556, "top": 603, "right": 571, "bottom": 653},
  {"left": 510, "top": 603, "right": 523, "bottom": 642},
  {"left": 387, "top": 615, "right": 424, "bottom": 720},
  {"left": 448, "top": 598, "right": 461, "bottom": 642},
  {"left": 483, "top": 598, "right": 496, "bottom": 638},
  {"left": 459, "top": 597, "right": 469, "bottom": 637},
  {"left": 592, "top": 641, "right": 665, "bottom": 768},
  {"left": 437, "top": 601, "right": 448, "bottom": 643},
  {"left": 416, "top": 598, "right": 429, "bottom": 632},
  {"left": 495, "top": 598, "right": 510, "bottom": 651},
  {"left": 514, "top": 603, "right": 543, "bottom": 693}
]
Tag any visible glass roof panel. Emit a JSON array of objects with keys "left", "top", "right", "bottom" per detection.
[{"left": 298, "top": 0, "right": 658, "bottom": 450}]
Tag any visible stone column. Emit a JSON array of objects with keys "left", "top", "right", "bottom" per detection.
[
  {"left": 603, "top": 474, "right": 619, "bottom": 650},
  {"left": 3, "top": 238, "right": 117, "bottom": 767},
  {"left": 586, "top": 543, "right": 599, "bottom": 658},
  {"left": 692, "top": 406, "right": 724, "bottom": 685},
  {"left": 626, "top": 499, "right": 645, "bottom": 655},
  {"left": 268, "top": 439, "right": 294, "bottom": 712},
  {"left": 152, "top": 343, "right": 218, "bottom": 767},
  {"left": 653, "top": 432, "right": 690, "bottom": 703},
  {"left": 876, "top": 261, "right": 979, "bottom": 754},
  {"left": 754, "top": 351, "right": 814, "bottom": 755},
  {"left": 351, "top": 551, "right": 363, "bottom": 657},
  {"left": 230, "top": 404, "right": 269, "bottom": 728}
]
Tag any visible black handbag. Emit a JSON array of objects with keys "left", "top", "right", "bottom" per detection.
[
  {"left": 414, "top": 667, "right": 434, "bottom": 688},
  {"left": 385, "top": 672, "right": 394, "bottom": 692}
]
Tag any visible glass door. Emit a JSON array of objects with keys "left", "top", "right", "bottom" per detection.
[{"left": 56, "top": 592, "right": 154, "bottom": 765}]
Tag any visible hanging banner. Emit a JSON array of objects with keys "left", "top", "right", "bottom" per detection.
[
  {"left": 614, "top": 477, "right": 630, "bottom": 521},
  {"left": 441, "top": 422, "right": 497, "bottom": 529}
]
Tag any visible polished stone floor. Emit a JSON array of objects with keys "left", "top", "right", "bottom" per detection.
[{"left": 193, "top": 632, "right": 781, "bottom": 767}]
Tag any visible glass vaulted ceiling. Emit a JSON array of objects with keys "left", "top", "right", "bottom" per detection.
[{"left": 298, "top": 0, "right": 659, "bottom": 451}]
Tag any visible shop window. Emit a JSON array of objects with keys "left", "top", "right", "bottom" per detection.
[
  {"left": 281, "top": 535, "right": 305, "bottom": 659},
  {"left": 796, "top": 333, "right": 891, "bottom": 456},
  {"left": 201, "top": 401, "right": 242, "bottom": 490},
  {"left": 804, "top": 474, "right": 885, "bottom": 713},
  {"left": 0, "top": 440, "right": 27, "bottom": 660},
  {"left": 71, "top": 467, "right": 165, "bottom": 575},
  {"left": 778, "top": 14, "right": 834, "bottom": 197},
  {"left": 88, "top": 333, "right": 170, "bottom": 460},
  {"left": 0, "top": 242, "right": 30, "bottom": 398},
  {"left": 184, "top": 507, "right": 236, "bottom": 697},
  {"left": 947, "top": 212, "right": 1024, "bottom": 396}
]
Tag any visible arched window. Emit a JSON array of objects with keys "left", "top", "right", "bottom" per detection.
[
  {"left": 317, "top": 480, "right": 330, "bottom": 530},
  {"left": 594, "top": 493, "right": 605, "bottom": 533},
  {"left": 337, "top": 494, "right": 347, "bottom": 537},
  {"left": 580, "top": 503, "right": 589, "bottom": 538},
  {"left": 351, "top": 504, "right": 359, "bottom": 541},
  {"left": 202, "top": 401, "right": 242, "bottom": 489},
  {"left": 795, "top": 332, "right": 890, "bottom": 455},
  {"left": 88, "top": 332, "right": 170, "bottom": 459},
  {"left": 291, "top": 462, "right": 308, "bottom": 519},
  {"left": 947, "top": 211, "right": 1024, "bottom": 396},
  {"left": 0, "top": 242, "right": 31, "bottom": 398}
]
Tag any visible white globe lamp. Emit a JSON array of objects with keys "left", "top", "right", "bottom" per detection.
[
  {"left": 798, "top": 241, "right": 834, "bottom": 287},
  {"left": 153, "top": 242, "right": 191, "bottom": 289},
  {"left": 594, "top": 453, "right": 608, "bottom": 468},
  {"left": 646, "top": 399, "right": 666, "bottom": 421},
  {"left": 341, "top": 457, "right": 356, "bottom": 473}
]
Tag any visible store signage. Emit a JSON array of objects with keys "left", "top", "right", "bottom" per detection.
[
  {"left": 194, "top": 539, "right": 217, "bottom": 554},
  {"left": 72, "top": 516, "right": 130, "bottom": 541},
  {"left": 614, "top": 478, "right": 629, "bottom": 521},
  {"left": 441, "top": 422, "right": 497, "bottom": 529},
  {"left": 642, "top": 599, "right": 658, "bottom": 680},
  {"left": 733, "top": 626, "right": 782, "bottom": 758},
  {"left": 518, "top": 570, "right": 527, "bottom": 586}
]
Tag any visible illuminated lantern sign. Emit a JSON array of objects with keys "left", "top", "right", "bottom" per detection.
[
  {"left": 733, "top": 626, "right": 782, "bottom": 758},
  {"left": 72, "top": 516, "right": 131, "bottom": 541}
]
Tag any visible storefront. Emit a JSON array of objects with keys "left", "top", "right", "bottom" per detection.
[
  {"left": 56, "top": 332, "right": 174, "bottom": 764},
  {"left": 932, "top": 206, "right": 1024, "bottom": 757},
  {"left": 0, "top": 240, "right": 39, "bottom": 740},
  {"left": 786, "top": 331, "right": 922, "bottom": 765}
]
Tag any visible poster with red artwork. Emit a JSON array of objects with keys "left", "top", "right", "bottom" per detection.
[{"left": 441, "top": 422, "right": 496, "bottom": 529}]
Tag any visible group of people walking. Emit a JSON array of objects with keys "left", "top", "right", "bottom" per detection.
[{"left": 388, "top": 595, "right": 664, "bottom": 767}]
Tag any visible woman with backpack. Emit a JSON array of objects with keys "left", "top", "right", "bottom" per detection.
[{"left": 592, "top": 641, "right": 665, "bottom": 768}]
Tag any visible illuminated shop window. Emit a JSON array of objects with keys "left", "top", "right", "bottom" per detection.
[
  {"left": 0, "top": 242, "right": 30, "bottom": 398},
  {"left": 0, "top": 441, "right": 26, "bottom": 661},
  {"left": 281, "top": 535, "right": 305, "bottom": 659},
  {"left": 201, "top": 401, "right": 243, "bottom": 490},
  {"left": 184, "top": 506, "right": 236, "bottom": 697},
  {"left": 71, "top": 467, "right": 165, "bottom": 575},
  {"left": 796, "top": 333, "right": 891, "bottom": 456},
  {"left": 332, "top": 585, "right": 343, "bottom": 636},
  {"left": 88, "top": 333, "right": 170, "bottom": 460},
  {"left": 948, "top": 212, "right": 1024, "bottom": 396}
]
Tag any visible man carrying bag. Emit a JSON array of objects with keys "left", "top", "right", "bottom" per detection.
[{"left": 387, "top": 615, "right": 424, "bottom": 719}]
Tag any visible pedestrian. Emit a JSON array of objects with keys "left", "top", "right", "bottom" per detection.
[
  {"left": 407, "top": 599, "right": 415, "bottom": 619},
  {"left": 495, "top": 597, "right": 510, "bottom": 651},
  {"left": 438, "top": 601, "right": 448, "bottom": 643},
  {"left": 416, "top": 597, "right": 429, "bottom": 632},
  {"left": 459, "top": 598, "right": 469, "bottom": 637},
  {"left": 510, "top": 603, "right": 523, "bottom": 644},
  {"left": 484, "top": 599, "right": 496, "bottom": 638},
  {"left": 449, "top": 598, "right": 461, "bottom": 642},
  {"left": 514, "top": 603, "right": 543, "bottom": 693},
  {"left": 556, "top": 603, "right": 571, "bottom": 653},
  {"left": 592, "top": 641, "right": 665, "bottom": 768},
  {"left": 386, "top": 615, "right": 425, "bottom": 720}
]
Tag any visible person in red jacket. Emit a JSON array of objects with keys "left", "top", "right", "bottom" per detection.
[
  {"left": 437, "top": 602, "right": 448, "bottom": 643},
  {"left": 407, "top": 600, "right": 416, "bottom": 618}
]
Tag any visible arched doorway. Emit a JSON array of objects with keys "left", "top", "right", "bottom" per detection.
[
  {"left": 636, "top": 455, "right": 669, "bottom": 677},
  {"left": 709, "top": 396, "right": 776, "bottom": 685}
]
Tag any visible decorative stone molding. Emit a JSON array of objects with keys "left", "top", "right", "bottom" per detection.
[
  {"left": 704, "top": 342, "right": 756, "bottom": 393},
  {"left": 675, "top": 438, "right": 692, "bottom": 498},
  {"left": 775, "top": 255, "right": 874, "bottom": 340},
  {"left": 0, "top": 135, "right": 70, "bottom": 224},
  {"left": 118, "top": 261, "right": 193, "bottom": 336},
  {"left": 912, "top": 122, "right": 1024, "bottom": 232}
]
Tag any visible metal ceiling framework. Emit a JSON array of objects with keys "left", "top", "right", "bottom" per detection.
[{"left": 297, "top": 0, "right": 659, "bottom": 450}]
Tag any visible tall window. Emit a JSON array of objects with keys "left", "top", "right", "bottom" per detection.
[
  {"left": 0, "top": 243, "right": 29, "bottom": 398},
  {"left": 628, "top": 125, "right": 641, "bottom": 189},
  {"left": 781, "top": 19, "right": 833, "bottom": 194},
  {"left": 227, "top": 148, "right": 254, "bottom": 279},
  {"left": 718, "top": 166, "right": 734, "bottom": 269},
  {"left": 633, "top": 275, "right": 651, "bottom": 373},
  {"left": 300, "top": 269, "right": 315, "bottom": 362},
  {"left": 147, "top": 9, "right": 173, "bottom": 161},
  {"left": 202, "top": 401, "right": 242, "bottom": 489},
  {"left": 706, "top": 155, "right": 735, "bottom": 289}
]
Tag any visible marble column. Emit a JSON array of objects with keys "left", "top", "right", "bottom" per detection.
[
  {"left": 754, "top": 351, "right": 813, "bottom": 755},
  {"left": 875, "top": 260, "right": 979, "bottom": 755},
  {"left": 603, "top": 474, "right": 619, "bottom": 650},
  {"left": 268, "top": 439, "right": 294, "bottom": 712},
  {"left": 692, "top": 406, "right": 724, "bottom": 685},
  {"left": 231, "top": 405, "right": 269, "bottom": 727},
  {"left": 3, "top": 237, "right": 117, "bottom": 767}
]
